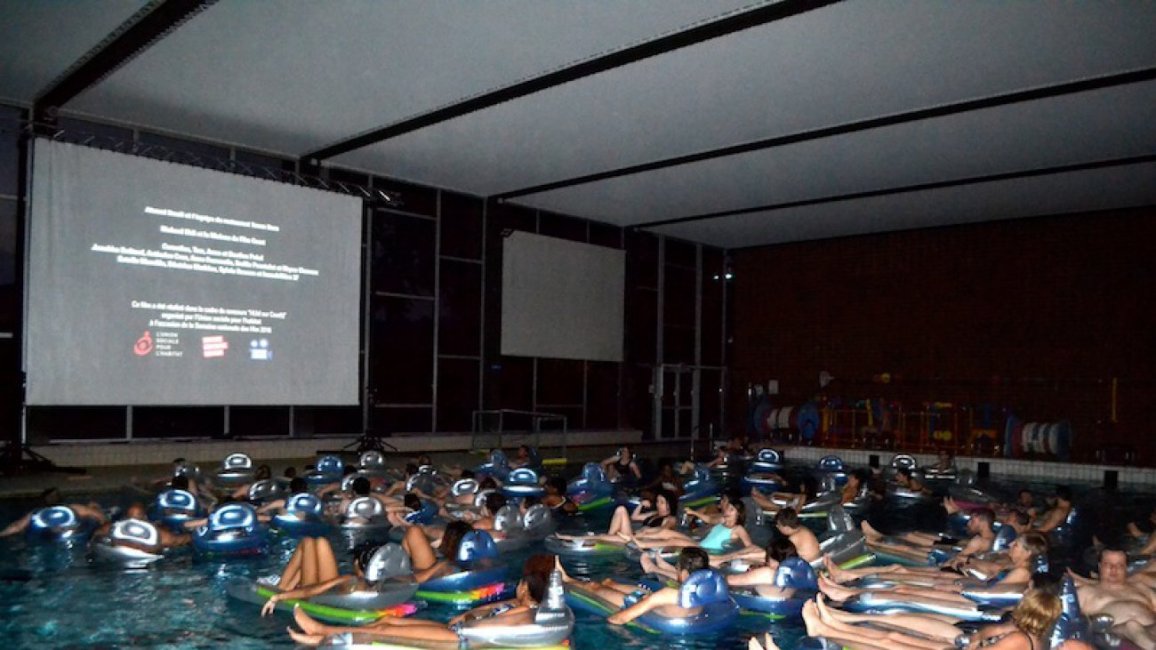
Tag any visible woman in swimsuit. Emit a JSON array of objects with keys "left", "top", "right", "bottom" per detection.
[
  {"left": 967, "top": 588, "right": 1062, "bottom": 650},
  {"left": 555, "top": 489, "right": 678, "bottom": 546},
  {"left": 286, "top": 553, "right": 556, "bottom": 646},
  {"left": 601, "top": 446, "right": 641, "bottom": 484},
  {"left": 631, "top": 501, "right": 755, "bottom": 554}
]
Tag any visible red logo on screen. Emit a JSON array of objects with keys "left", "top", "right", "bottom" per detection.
[
  {"left": 134, "top": 331, "right": 154, "bottom": 356},
  {"left": 202, "top": 335, "right": 228, "bottom": 359}
]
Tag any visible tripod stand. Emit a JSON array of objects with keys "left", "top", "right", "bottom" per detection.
[{"left": 343, "top": 431, "right": 400, "bottom": 455}]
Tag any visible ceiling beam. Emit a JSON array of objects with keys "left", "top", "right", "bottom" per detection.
[
  {"left": 300, "top": 0, "right": 844, "bottom": 164},
  {"left": 32, "top": 0, "right": 214, "bottom": 125},
  {"left": 633, "top": 153, "right": 1156, "bottom": 229},
  {"left": 496, "top": 67, "right": 1156, "bottom": 201}
]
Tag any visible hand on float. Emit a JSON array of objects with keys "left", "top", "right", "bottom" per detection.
[{"left": 261, "top": 594, "right": 280, "bottom": 617}]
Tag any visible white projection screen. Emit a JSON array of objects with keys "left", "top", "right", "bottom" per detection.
[
  {"left": 500, "top": 231, "right": 624, "bottom": 362},
  {"left": 25, "top": 140, "right": 363, "bottom": 405}
]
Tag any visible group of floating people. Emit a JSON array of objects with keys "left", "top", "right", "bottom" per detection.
[{"left": 2, "top": 442, "right": 1156, "bottom": 649}]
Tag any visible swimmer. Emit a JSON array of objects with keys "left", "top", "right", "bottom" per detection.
[
  {"left": 0, "top": 497, "right": 107, "bottom": 538},
  {"left": 749, "top": 476, "right": 818, "bottom": 515},
  {"left": 1034, "top": 485, "right": 1074, "bottom": 534},
  {"left": 860, "top": 507, "right": 996, "bottom": 562},
  {"left": 95, "top": 502, "right": 189, "bottom": 552},
  {"left": 561, "top": 547, "right": 713, "bottom": 626},
  {"left": 542, "top": 476, "right": 576, "bottom": 514},
  {"left": 641, "top": 462, "right": 684, "bottom": 497},
  {"left": 963, "top": 587, "right": 1063, "bottom": 650},
  {"left": 1073, "top": 547, "right": 1156, "bottom": 649},
  {"left": 556, "top": 489, "right": 677, "bottom": 546},
  {"left": 631, "top": 500, "right": 756, "bottom": 556},
  {"left": 718, "top": 538, "right": 805, "bottom": 599},
  {"left": 601, "top": 446, "right": 641, "bottom": 484},
  {"left": 894, "top": 467, "right": 930, "bottom": 496},
  {"left": 286, "top": 553, "right": 555, "bottom": 646},
  {"left": 261, "top": 539, "right": 401, "bottom": 616},
  {"left": 825, "top": 532, "right": 1047, "bottom": 596}
]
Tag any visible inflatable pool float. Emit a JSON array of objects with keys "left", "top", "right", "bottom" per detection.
[
  {"left": 192, "top": 503, "right": 268, "bottom": 557},
  {"left": 565, "top": 568, "right": 738, "bottom": 635},
  {"left": 228, "top": 544, "right": 421, "bottom": 624}
]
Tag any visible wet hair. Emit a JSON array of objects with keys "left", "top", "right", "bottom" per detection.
[
  {"left": 289, "top": 477, "right": 308, "bottom": 494},
  {"left": 766, "top": 537, "right": 799, "bottom": 564},
  {"left": 1098, "top": 544, "right": 1128, "bottom": 565},
  {"left": 677, "top": 547, "right": 710, "bottom": 574},
  {"left": 799, "top": 476, "right": 819, "bottom": 500},
  {"left": 775, "top": 507, "right": 801, "bottom": 530},
  {"left": 1011, "top": 588, "right": 1062, "bottom": 638},
  {"left": 351, "top": 477, "right": 371, "bottom": 496},
  {"left": 521, "top": 554, "right": 554, "bottom": 603},
  {"left": 1029, "top": 570, "right": 1061, "bottom": 595},
  {"left": 440, "top": 521, "right": 473, "bottom": 562},
  {"left": 170, "top": 475, "right": 190, "bottom": 491},
  {"left": 1018, "top": 531, "right": 1048, "bottom": 559},
  {"left": 653, "top": 489, "right": 679, "bottom": 519},
  {"left": 484, "top": 492, "right": 507, "bottom": 515},
  {"left": 546, "top": 476, "right": 566, "bottom": 494},
  {"left": 1055, "top": 485, "right": 1072, "bottom": 502},
  {"left": 727, "top": 501, "right": 747, "bottom": 527},
  {"left": 403, "top": 493, "right": 422, "bottom": 511},
  {"left": 971, "top": 508, "right": 996, "bottom": 527},
  {"left": 721, "top": 489, "right": 742, "bottom": 509}
]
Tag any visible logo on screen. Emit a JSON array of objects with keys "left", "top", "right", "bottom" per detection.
[
  {"left": 249, "top": 338, "right": 271, "bottom": 361},
  {"left": 202, "top": 335, "right": 228, "bottom": 359},
  {"left": 134, "top": 331, "right": 154, "bottom": 356}
]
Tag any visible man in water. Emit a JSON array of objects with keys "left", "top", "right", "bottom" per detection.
[{"left": 1074, "top": 547, "right": 1156, "bottom": 649}]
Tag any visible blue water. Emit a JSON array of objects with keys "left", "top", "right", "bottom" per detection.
[{"left": 0, "top": 467, "right": 1153, "bottom": 649}]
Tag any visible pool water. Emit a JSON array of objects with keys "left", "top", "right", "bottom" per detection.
[{"left": 0, "top": 465, "right": 1153, "bottom": 649}]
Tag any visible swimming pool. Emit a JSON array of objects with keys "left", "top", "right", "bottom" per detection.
[{"left": 0, "top": 463, "right": 1152, "bottom": 649}]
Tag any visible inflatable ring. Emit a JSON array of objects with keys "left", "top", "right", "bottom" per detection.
[
  {"left": 415, "top": 530, "right": 511, "bottom": 607},
  {"left": 313, "top": 570, "right": 573, "bottom": 650},
  {"left": 27, "top": 505, "right": 97, "bottom": 544},
  {"left": 192, "top": 503, "right": 268, "bottom": 557},
  {"left": 215, "top": 452, "right": 255, "bottom": 487},
  {"left": 273, "top": 493, "right": 333, "bottom": 538},
  {"left": 565, "top": 569, "right": 738, "bottom": 635},
  {"left": 90, "top": 519, "right": 165, "bottom": 565},
  {"left": 226, "top": 580, "right": 420, "bottom": 625}
]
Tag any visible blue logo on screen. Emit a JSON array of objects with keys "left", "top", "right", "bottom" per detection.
[{"left": 249, "top": 338, "right": 271, "bottom": 361}]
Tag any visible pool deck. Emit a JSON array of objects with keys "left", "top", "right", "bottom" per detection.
[{"left": 1, "top": 436, "right": 1149, "bottom": 499}]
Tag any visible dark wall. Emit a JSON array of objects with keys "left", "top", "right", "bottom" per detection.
[
  {"left": 0, "top": 106, "right": 728, "bottom": 442},
  {"left": 728, "top": 208, "right": 1156, "bottom": 463}
]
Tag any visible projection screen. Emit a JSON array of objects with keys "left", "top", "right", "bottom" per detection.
[
  {"left": 25, "top": 139, "right": 363, "bottom": 405},
  {"left": 500, "top": 231, "right": 624, "bottom": 362}
]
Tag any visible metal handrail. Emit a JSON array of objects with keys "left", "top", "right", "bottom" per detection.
[{"left": 471, "top": 409, "right": 568, "bottom": 458}]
